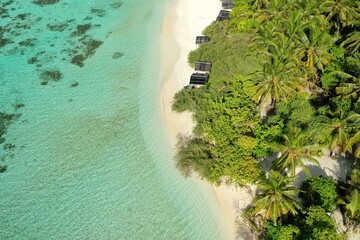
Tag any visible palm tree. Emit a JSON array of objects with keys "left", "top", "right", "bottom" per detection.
[
  {"left": 282, "top": 10, "right": 310, "bottom": 43},
  {"left": 250, "top": 0, "right": 270, "bottom": 11},
  {"left": 341, "top": 31, "right": 360, "bottom": 54},
  {"left": 345, "top": 114, "right": 360, "bottom": 158},
  {"left": 320, "top": 0, "right": 359, "bottom": 31},
  {"left": 326, "top": 113, "right": 350, "bottom": 157},
  {"left": 294, "top": 0, "right": 331, "bottom": 32},
  {"left": 336, "top": 82, "right": 360, "bottom": 101},
  {"left": 319, "top": 106, "right": 359, "bottom": 157},
  {"left": 266, "top": 0, "right": 292, "bottom": 15},
  {"left": 295, "top": 0, "right": 324, "bottom": 17},
  {"left": 335, "top": 54, "right": 359, "bottom": 101},
  {"left": 272, "top": 129, "right": 320, "bottom": 176},
  {"left": 250, "top": 40, "right": 305, "bottom": 117},
  {"left": 252, "top": 170, "right": 301, "bottom": 225},
  {"left": 252, "top": 21, "right": 285, "bottom": 53},
  {"left": 346, "top": 132, "right": 360, "bottom": 158},
  {"left": 253, "top": 0, "right": 289, "bottom": 22},
  {"left": 251, "top": 66, "right": 304, "bottom": 117},
  {"left": 346, "top": 189, "right": 360, "bottom": 224},
  {"left": 296, "top": 26, "right": 334, "bottom": 82}
]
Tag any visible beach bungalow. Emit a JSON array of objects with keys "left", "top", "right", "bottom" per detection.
[
  {"left": 189, "top": 73, "right": 209, "bottom": 85},
  {"left": 195, "top": 36, "right": 210, "bottom": 45},
  {"left": 216, "top": 10, "right": 230, "bottom": 21},
  {"left": 195, "top": 61, "right": 212, "bottom": 72}
]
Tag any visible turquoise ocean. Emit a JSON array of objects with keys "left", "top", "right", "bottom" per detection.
[{"left": 0, "top": 0, "right": 225, "bottom": 239}]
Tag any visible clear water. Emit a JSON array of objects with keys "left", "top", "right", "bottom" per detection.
[{"left": 0, "top": 1, "right": 225, "bottom": 239}]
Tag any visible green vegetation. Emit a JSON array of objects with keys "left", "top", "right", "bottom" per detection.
[
  {"left": 248, "top": 170, "right": 301, "bottom": 225},
  {"left": 346, "top": 189, "right": 360, "bottom": 223},
  {"left": 265, "top": 223, "right": 300, "bottom": 240},
  {"left": 338, "top": 160, "right": 360, "bottom": 227},
  {"left": 172, "top": 0, "right": 359, "bottom": 237},
  {"left": 265, "top": 206, "right": 343, "bottom": 240},
  {"left": 300, "top": 176, "right": 338, "bottom": 212},
  {"left": 297, "top": 206, "right": 343, "bottom": 240}
]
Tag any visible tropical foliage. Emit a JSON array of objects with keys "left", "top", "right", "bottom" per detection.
[
  {"left": 172, "top": 0, "right": 359, "bottom": 236},
  {"left": 265, "top": 206, "right": 343, "bottom": 240},
  {"left": 297, "top": 206, "right": 343, "bottom": 240},
  {"left": 346, "top": 189, "right": 360, "bottom": 222},
  {"left": 272, "top": 130, "right": 320, "bottom": 176},
  {"left": 265, "top": 223, "right": 300, "bottom": 240},
  {"left": 249, "top": 170, "right": 301, "bottom": 225},
  {"left": 299, "top": 176, "right": 338, "bottom": 212}
]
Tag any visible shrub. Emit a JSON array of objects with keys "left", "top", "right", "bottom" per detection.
[
  {"left": 299, "top": 176, "right": 338, "bottom": 212},
  {"left": 265, "top": 224, "right": 300, "bottom": 240},
  {"left": 298, "top": 206, "right": 342, "bottom": 240}
]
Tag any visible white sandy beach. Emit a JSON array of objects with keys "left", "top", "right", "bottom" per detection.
[
  {"left": 160, "top": 0, "right": 220, "bottom": 146},
  {"left": 159, "top": 0, "right": 245, "bottom": 239}
]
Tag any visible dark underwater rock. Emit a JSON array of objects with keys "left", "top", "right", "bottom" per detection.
[
  {"left": 111, "top": 1, "right": 123, "bottom": 9},
  {"left": 40, "top": 70, "right": 63, "bottom": 84},
  {"left": 13, "top": 103, "right": 25, "bottom": 110},
  {"left": 47, "top": 22, "right": 68, "bottom": 32},
  {"left": 71, "top": 54, "right": 85, "bottom": 67},
  {"left": 32, "top": 0, "right": 59, "bottom": 6},
  {"left": 71, "top": 24, "right": 92, "bottom": 37},
  {"left": 91, "top": 8, "right": 106, "bottom": 17},
  {"left": 0, "top": 112, "right": 20, "bottom": 144},
  {"left": 19, "top": 38, "right": 36, "bottom": 47},
  {"left": 70, "top": 39, "right": 103, "bottom": 67},
  {"left": 0, "top": 38, "right": 13, "bottom": 47},
  {"left": 0, "top": 165, "right": 7, "bottom": 173},
  {"left": 70, "top": 82, "right": 79, "bottom": 87},
  {"left": 112, "top": 52, "right": 123, "bottom": 59}
]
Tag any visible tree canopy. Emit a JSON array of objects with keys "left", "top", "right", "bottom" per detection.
[{"left": 173, "top": 0, "right": 359, "bottom": 236}]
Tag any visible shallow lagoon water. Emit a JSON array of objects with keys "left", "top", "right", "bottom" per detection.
[{"left": 0, "top": 1, "right": 225, "bottom": 239}]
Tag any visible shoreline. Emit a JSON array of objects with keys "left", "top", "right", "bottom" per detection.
[{"left": 159, "top": 0, "right": 245, "bottom": 239}]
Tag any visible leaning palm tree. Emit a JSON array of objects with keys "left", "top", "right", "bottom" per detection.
[
  {"left": 252, "top": 170, "right": 301, "bottom": 225},
  {"left": 272, "top": 128, "right": 321, "bottom": 176}
]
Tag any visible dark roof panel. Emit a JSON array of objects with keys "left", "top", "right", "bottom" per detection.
[
  {"left": 216, "top": 10, "right": 230, "bottom": 22},
  {"left": 195, "top": 61, "right": 212, "bottom": 72},
  {"left": 222, "top": 1, "right": 234, "bottom": 9},
  {"left": 195, "top": 36, "right": 210, "bottom": 44},
  {"left": 189, "top": 73, "right": 209, "bottom": 85}
]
